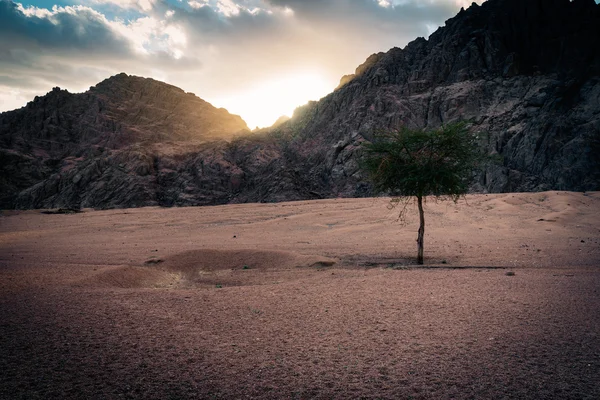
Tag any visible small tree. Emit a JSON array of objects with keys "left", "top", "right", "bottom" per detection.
[{"left": 362, "top": 122, "right": 484, "bottom": 264}]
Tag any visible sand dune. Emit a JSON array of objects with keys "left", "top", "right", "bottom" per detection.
[{"left": 1, "top": 192, "right": 599, "bottom": 399}]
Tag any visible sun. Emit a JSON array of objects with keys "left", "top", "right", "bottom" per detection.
[{"left": 212, "top": 72, "right": 333, "bottom": 130}]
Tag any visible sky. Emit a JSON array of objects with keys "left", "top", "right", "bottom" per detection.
[{"left": 0, "top": 0, "right": 495, "bottom": 128}]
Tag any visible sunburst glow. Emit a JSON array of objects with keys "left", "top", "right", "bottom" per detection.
[{"left": 212, "top": 72, "right": 333, "bottom": 129}]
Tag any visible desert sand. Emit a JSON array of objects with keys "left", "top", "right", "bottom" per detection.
[{"left": 1, "top": 191, "right": 599, "bottom": 399}]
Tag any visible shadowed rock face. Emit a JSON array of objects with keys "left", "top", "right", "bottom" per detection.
[{"left": 1, "top": 0, "right": 599, "bottom": 210}]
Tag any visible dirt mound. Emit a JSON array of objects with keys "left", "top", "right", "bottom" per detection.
[
  {"left": 157, "top": 249, "right": 337, "bottom": 288},
  {"left": 162, "top": 249, "right": 334, "bottom": 273},
  {"left": 81, "top": 249, "right": 337, "bottom": 289}
]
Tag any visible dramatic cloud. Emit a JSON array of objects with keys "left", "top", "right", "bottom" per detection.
[
  {"left": 0, "top": 0, "right": 492, "bottom": 127},
  {"left": 91, "top": 0, "right": 157, "bottom": 12}
]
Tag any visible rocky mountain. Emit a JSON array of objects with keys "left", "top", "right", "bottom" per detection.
[
  {"left": 0, "top": 73, "right": 249, "bottom": 208},
  {"left": 273, "top": 0, "right": 600, "bottom": 196},
  {"left": 1, "top": 0, "right": 599, "bottom": 210}
]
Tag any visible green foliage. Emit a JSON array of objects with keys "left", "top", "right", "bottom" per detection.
[{"left": 362, "top": 122, "right": 484, "bottom": 200}]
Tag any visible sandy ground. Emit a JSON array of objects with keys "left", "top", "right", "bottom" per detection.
[{"left": 1, "top": 191, "right": 599, "bottom": 399}]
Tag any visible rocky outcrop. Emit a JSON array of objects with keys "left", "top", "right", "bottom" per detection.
[
  {"left": 1, "top": 0, "right": 599, "bottom": 210},
  {"left": 270, "top": 115, "right": 291, "bottom": 129},
  {"left": 335, "top": 52, "right": 385, "bottom": 90}
]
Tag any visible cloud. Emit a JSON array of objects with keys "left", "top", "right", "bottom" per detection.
[
  {"left": 188, "top": 1, "right": 208, "bottom": 9},
  {"left": 0, "top": 0, "right": 198, "bottom": 92},
  {"left": 0, "top": 1, "right": 131, "bottom": 53},
  {"left": 91, "top": 0, "right": 157, "bottom": 12}
]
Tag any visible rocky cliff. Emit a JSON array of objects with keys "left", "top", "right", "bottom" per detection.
[{"left": 1, "top": 0, "right": 599, "bottom": 209}]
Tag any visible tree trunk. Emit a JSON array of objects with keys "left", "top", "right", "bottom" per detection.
[{"left": 417, "top": 195, "right": 425, "bottom": 265}]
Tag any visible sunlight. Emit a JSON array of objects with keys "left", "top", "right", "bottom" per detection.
[{"left": 212, "top": 72, "right": 332, "bottom": 129}]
